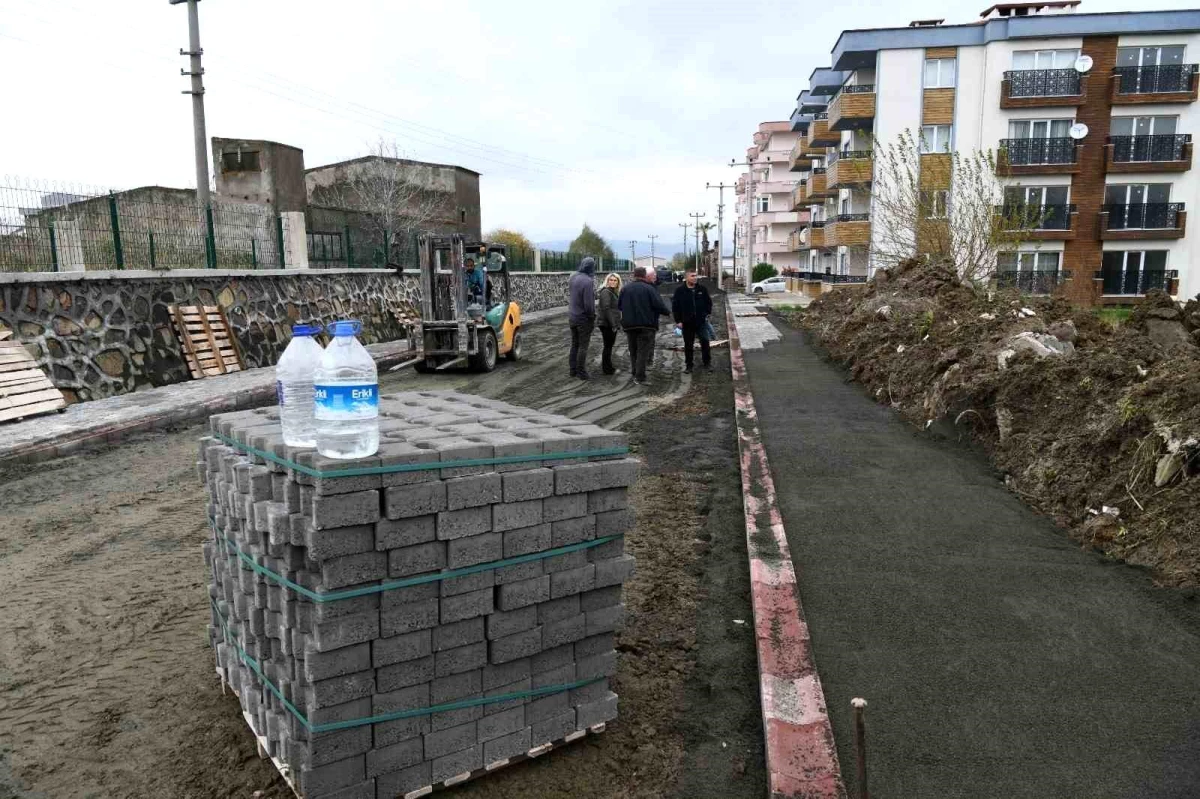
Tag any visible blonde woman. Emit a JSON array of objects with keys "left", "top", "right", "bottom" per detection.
[{"left": 597, "top": 272, "right": 623, "bottom": 375}]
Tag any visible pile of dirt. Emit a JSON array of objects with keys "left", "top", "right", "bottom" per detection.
[{"left": 790, "top": 259, "right": 1200, "bottom": 586}]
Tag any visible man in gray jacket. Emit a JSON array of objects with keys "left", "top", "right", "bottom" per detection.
[{"left": 567, "top": 257, "right": 596, "bottom": 379}]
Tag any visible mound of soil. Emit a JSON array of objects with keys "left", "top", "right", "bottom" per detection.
[{"left": 791, "top": 259, "right": 1200, "bottom": 586}]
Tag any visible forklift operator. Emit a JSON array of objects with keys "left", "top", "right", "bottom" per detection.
[{"left": 464, "top": 258, "right": 486, "bottom": 305}]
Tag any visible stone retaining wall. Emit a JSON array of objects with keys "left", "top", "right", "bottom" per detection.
[{"left": 0, "top": 269, "right": 629, "bottom": 404}]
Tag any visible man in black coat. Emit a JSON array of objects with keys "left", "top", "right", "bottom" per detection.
[
  {"left": 617, "top": 266, "right": 672, "bottom": 386},
  {"left": 671, "top": 271, "right": 713, "bottom": 373}
]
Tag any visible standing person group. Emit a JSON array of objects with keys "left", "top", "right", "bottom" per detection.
[
  {"left": 672, "top": 271, "right": 713, "bottom": 373},
  {"left": 567, "top": 257, "right": 596, "bottom": 380},
  {"left": 617, "top": 266, "right": 671, "bottom": 386}
]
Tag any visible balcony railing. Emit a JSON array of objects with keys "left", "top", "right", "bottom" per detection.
[
  {"left": 1114, "top": 64, "right": 1198, "bottom": 95},
  {"left": 1109, "top": 134, "right": 1191, "bottom": 163},
  {"left": 997, "top": 203, "right": 1076, "bottom": 230},
  {"left": 1004, "top": 68, "right": 1081, "bottom": 98},
  {"left": 999, "top": 137, "right": 1078, "bottom": 166},
  {"left": 834, "top": 213, "right": 870, "bottom": 223},
  {"left": 996, "top": 269, "right": 1071, "bottom": 295},
  {"left": 828, "top": 149, "right": 873, "bottom": 163},
  {"left": 1102, "top": 202, "right": 1184, "bottom": 230},
  {"left": 1096, "top": 268, "right": 1178, "bottom": 296}
]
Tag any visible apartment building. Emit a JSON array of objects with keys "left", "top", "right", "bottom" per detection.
[
  {"left": 734, "top": 121, "right": 810, "bottom": 284},
  {"left": 787, "top": 2, "right": 1200, "bottom": 304}
]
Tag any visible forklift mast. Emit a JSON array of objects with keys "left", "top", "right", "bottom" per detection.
[{"left": 417, "top": 235, "right": 467, "bottom": 322}]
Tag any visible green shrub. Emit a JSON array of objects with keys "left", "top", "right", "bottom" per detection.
[{"left": 752, "top": 262, "right": 778, "bottom": 284}]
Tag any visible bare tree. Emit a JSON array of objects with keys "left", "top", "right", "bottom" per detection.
[{"left": 856, "top": 130, "right": 1045, "bottom": 286}]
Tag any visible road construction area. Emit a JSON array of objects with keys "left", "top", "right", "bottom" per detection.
[{"left": 0, "top": 290, "right": 766, "bottom": 799}]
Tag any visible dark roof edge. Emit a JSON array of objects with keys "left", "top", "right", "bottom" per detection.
[{"left": 306, "top": 155, "right": 481, "bottom": 177}]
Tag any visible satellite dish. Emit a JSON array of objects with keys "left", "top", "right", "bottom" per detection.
[
  {"left": 1068, "top": 122, "right": 1089, "bottom": 140},
  {"left": 799, "top": 227, "right": 810, "bottom": 245},
  {"left": 1074, "top": 55, "right": 1094, "bottom": 73}
]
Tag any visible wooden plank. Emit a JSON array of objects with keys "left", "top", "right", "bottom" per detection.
[
  {"left": 0, "top": 398, "right": 65, "bottom": 423},
  {"left": 922, "top": 88, "right": 955, "bottom": 125},
  {"left": 0, "top": 375, "right": 51, "bottom": 392},
  {"left": 926, "top": 46, "right": 957, "bottom": 59},
  {"left": 0, "top": 329, "right": 11, "bottom": 341},
  {"left": 0, "top": 382, "right": 58, "bottom": 401},
  {"left": 0, "top": 370, "right": 47, "bottom": 387},
  {"left": 171, "top": 305, "right": 205, "bottom": 379},
  {"left": 0, "top": 387, "right": 65, "bottom": 411}
]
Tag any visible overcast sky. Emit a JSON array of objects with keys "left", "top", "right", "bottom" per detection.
[{"left": 1, "top": 0, "right": 1194, "bottom": 254}]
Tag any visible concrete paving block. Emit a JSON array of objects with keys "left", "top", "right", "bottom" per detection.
[
  {"left": 495, "top": 575, "right": 550, "bottom": 611},
  {"left": 311, "top": 593, "right": 379, "bottom": 624},
  {"left": 383, "top": 482, "right": 446, "bottom": 521},
  {"left": 485, "top": 605, "right": 539, "bottom": 641},
  {"left": 375, "top": 516, "right": 436, "bottom": 550},
  {"left": 379, "top": 598, "right": 440, "bottom": 637},
  {"left": 285, "top": 481, "right": 302, "bottom": 514},
  {"left": 375, "top": 655, "right": 434, "bottom": 692},
  {"left": 586, "top": 604, "right": 625, "bottom": 637},
  {"left": 266, "top": 503, "right": 292, "bottom": 546},
  {"left": 304, "top": 726, "right": 374, "bottom": 769},
  {"left": 432, "top": 618, "right": 485, "bottom": 652},
  {"left": 321, "top": 551, "right": 387, "bottom": 590},
  {"left": 310, "top": 611, "right": 380, "bottom": 653},
  {"left": 537, "top": 595, "right": 581, "bottom": 625},
  {"left": 249, "top": 466, "right": 274, "bottom": 501},
  {"left": 542, "top": 549, "right": 588, "bottom": 574},
  {"left": 434, "top": 641, "right": 488, "bottom": 678},
  {"left": 481, "top": 431, "right": 543, "bottom": 474},
  {"left": 586, "top": 536, "right": 625, "bottom": 562},
  {"left": 595, "top": 508, "right": 635, "bottom": 539},
  {"left": 551, "top": 515, "right": 596, "bottom": 548},
  {"left": 379, "top": 582, "right": 439, "bottom": 610},
  {"left": 481, "top": 658, "right": 531, "bottom": 692},
  {"left": 444, "top": 473, "right": 502, "bottom": 511},
  {"left": 531, "top": 644, "right": 574, "bottom": 675},
  {"left": 488, "top": 627, "right": 543, "bottom": 665},
  {"left": 569, "top": 678, "right": 610, "bottom": 707},
  {"left": 374, "top": 761, "right": 430, "bottom": 798},
  {"left": 305, "top": 670, "right": 376, "bottom": 710},
  {"left": 430, "top": 438, "right": 494, "bottom": 479},
  {"left": 431, "top": 669, "right": 482, "bottom": 704},
  {"left": 440, "top": 587, "right": 494, "bottom": 624},
  {"left": 542, "top": 493, "right": 588, "bottom": 523},
  {"left": 531, "top": 709, "right": 577, "bottom": 746},
  {"left": 372, "top": 629, "right": 433, "bottom": 668},
  {"left": 477, "top": 705, "right": 525, "bottom": 743},
  {"left": 553, "top": 461, "right": 604, "bottom": 496},
  {"left": 436, "top": 506, "right": 492, "bottom": 541},
  {"left": 372, "top": 682, "right": 430, "bottom": 716},
  {"left": 586, "top": 487, "right": 629, "bottom": 515},
  {"left": 593, "top": 554, "right": 636, "bottom": 588},
  {"left": 491, "top": 499, "right": 543, "bottom": 533},
  {"left": 576, "top": 692, "right": 619, "bottom": 729},
  {"left": 482, "top": 727, "right": 531, "bottom": 765},
  {"left": 501, "top": 469, "right": 555, "bottom": 503},
  {"left": 525, "top": 691, "right": 570, "bottom": 725},
  {"left": 423, "top": 720, "right": 478, "bottom": 761},
  {"left": 532, "top": 662, "right": 576, "bottom": 690},
  {"left": 304, "top": 524, "right": 379, "bottom": 561},
  {"left": 373, "top": 716, "right": 430, "bottom": 749},
  {"left": 574, "top": 633, "right": 615, "bottom": 660},
  {"left": 494, "top": 559, "right": 543, "bottom": 585},
  {"left": 446, "top": 532, "right": 502, "bottom": 570},
  {"left": 501, "top": 524, "right": 552, "bottom": 559},
  {"left": 579, "top": 586, "right": 622, "bottom": 613},
  {"left": 482, "top": 676, "right": 530, "bottom": 716},
  {"left": 430, "top": 705, "right": 483, "bottom": 733},
  {"left": 305, "top": 642, "right": 373, "bottom": 683},
  {"left": 564, "top": 424, "right": 630, "bottom": 460},
  {"left": 528, "top": 428, "right": 590, "bottom": 467},
  {"left": 313, "top": 491, "right": 381, "bottom": 530},
  {"left": 300, "top": 754, "right": 366, "bottom": 797},
  {"left": 312, "top": 455, "right": 382, "bottom": 496},
  {"left": 576, "top": 650, "right": 618, "bottom": 682},
  {"left": 387, "top": 541, "right": 447, "bottom": 578},
  {"left": 300, "top": 485, "right": 315, "bottom": 516},
  {"left": 430, "top": 745, "right": 481, "bottom": 784},
  {"left": 290, "top": 513, "right": 310, "bottom": 547},
  {"left": 439, "top": 569, "right": 494, "bottom": 598},
  {"left": 364, "top": 737, "right": 424, "bottom": 779},
  {"left": 377, "top": 441, "right": 440, "bottom": 487},
  {"left": 550, "top": 564, "right": 596, "bottom": 600}
]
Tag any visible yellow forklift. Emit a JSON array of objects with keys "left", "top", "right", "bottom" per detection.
[{"left": 399, "top": 234, "right": 522, "bottom": 373}]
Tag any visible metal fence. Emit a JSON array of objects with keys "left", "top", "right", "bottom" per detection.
[{"left": 0, "top": 177, "right": 285, "bottom": 273}]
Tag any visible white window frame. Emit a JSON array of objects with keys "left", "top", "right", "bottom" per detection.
[
  {"left": 757, "top": 195, "right": 770, "bottom": 213},
  {"left": 999, "top": 251, "right": 1061, "bottom": 272},
  {"left": 919, "top": 124, "right": 952, "bottom": 153},
  {"left": 924, "top": 58, "right": 956, "bottom": 88},
  {"left": 921, "top": 189, "right": 949, "bottom": 219},
  {"left": 1012, "top": 49, "right": 1080, "bottom": 70}
]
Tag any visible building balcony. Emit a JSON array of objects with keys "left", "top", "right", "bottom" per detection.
[
  {"left": 788, "top": 229, "right": 806, "bottom": 251},
  {"left": 757, "top": 210, "right": 801, "bottom": 225},
  {"left": 1099, "top": 203, "right": 1187, "bottom": 240},
  {"left": 805, "top": 168, "right": 830, "bottom": 201},
  {"left": 1105, "top": 134, "right": 1193, "bottom": 173},
  {"left": 754, "top": 239, "right": 795, "bottom": 255},
  {"left": 1000, "top": 69, "right": 1086, "bottom": 108},
  {"left": 799, "top": 220, "right": 827, "bottom": 249},
  {"left": 997, "top": 138, "right": 1080, "bottom": 174},
  {"left": 827, "top": 150, "right": 873, "bottom": 188},
  {"left": 758, "top": 150, "right": 793, "bottom": 165},
  {"left": 824, "top": 214, "right": 871, "bottom": 247},
  {"left": 995, "top": 269, "right": 1071, "bottom": 295},
  {"left": 1095, "top": 268, "right": 1179, "bottom": 298},
  {"left": 758, "top": 180, "right": 797, "bottom": 194},
  {"left": 828, "top": 85, "right": 876, "bottom": 131},
  {"left": 995, "top": 203, "right": 1078, "bottom": 240},
  {"left": 1111, "top": 64, "right": 1199, "bottom": 104},
  {"left": 806, "top": 113, "right": 839, "bottom": 147},
  {"left": 792, "top": 183, "right": 807, "bottom": 210},
  {"left": 789, "top": 139, "right": 815, "bottom": 171}
]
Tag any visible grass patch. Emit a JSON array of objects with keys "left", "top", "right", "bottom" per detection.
[{"left": 1096, "top": 307, "right": 1132, "bottom": 329}]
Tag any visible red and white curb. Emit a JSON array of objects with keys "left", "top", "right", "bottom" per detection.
[{"left": 725, "top": 300, "right": 846, "bottom": 799}]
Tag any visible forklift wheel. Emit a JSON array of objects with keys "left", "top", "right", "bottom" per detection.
[
  {"left": 470, "top": 329, "right": 498, "bottom": 372},
  {"left": 506, "top": 329, "right": 522, "bottom": 361}
]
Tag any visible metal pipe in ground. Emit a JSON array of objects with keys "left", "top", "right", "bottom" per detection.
[{"left": 852, "top": 697, "right": 869, "bottom": 799}]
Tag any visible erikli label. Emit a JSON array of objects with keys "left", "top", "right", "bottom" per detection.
[{"left": 313, "top": 384, "right": 378, "bottom": 418}]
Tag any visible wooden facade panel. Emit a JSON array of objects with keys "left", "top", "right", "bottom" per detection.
[
  {"left": 925, "top": 47, "right": 956, "bottom": 59},
  {"left": 922, "top": 89, "right": 955, "bottom": 125},
  {"left": 827, "top": 221, "right": 871, "bottom": 248},
  {"left": 828, "top": 158, "right": 874, "bottom": 188},
  {"left": 919, "top": 154, "right": 952, "bottom": 189}
]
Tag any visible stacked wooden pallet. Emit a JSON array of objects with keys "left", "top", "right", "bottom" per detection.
[
  {"left": 170, "top": 305, "right": 245, "bottom": 379},
  {"left": 0, "top": 329, "right": 67, "bottom": 423}
]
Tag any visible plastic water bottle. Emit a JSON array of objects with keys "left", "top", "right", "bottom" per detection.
[
  {"left": 276, "top": 324, "right": 323, "bottom": 447},
  {"left": 314, "top": 320, "right": 379, "bottom": 459}
]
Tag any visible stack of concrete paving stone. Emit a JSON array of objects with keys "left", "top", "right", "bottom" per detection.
[{"left": 198, "top": 390, "right": 637, "bottom": 799}]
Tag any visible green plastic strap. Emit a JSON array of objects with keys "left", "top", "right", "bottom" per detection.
[
  {"left": 209, "top": 430, "right": 629, "bottom": 479},
  {"left": 211, "top": 600, "right": 604, "bottom": 734},
  {"left": 215, "top": 525, "right": 621, "bottom": 603}
]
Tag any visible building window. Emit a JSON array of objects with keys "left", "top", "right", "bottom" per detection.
[
  {"left": 997, "top": 251, "right": 1062, "bottom": 293},
  {"left": 1116, "top": 46, "right": 1189, "bottom": 94},
  {"left": 221, "top": 150, "right": 261, "bottom": 172},
  {"left": 919, "top": 124, "right": 952, "bottom": 153},
  {"left": 1100, "top": 250, "right": 1169, "bottom": 295},
  {"left": 1117, "top": 45, "right": 1185, "bottom": 69},
  {"left": 1004, "top": 185, "right": 1070, "bottom": 229},
  {"left": 1012, "top": 49, "right": 1080, "bottom": 70},
  {"left": 1104, "top": 183, "right": 1175, "bottom": 229},
  {"left": 757, "top": 195, "right": 770, "bottom": 213},
  {"left": 924, "top": 58, "right": 956, "bottom": 88},
  {"left": 920, "top": 190, "right": 949, "bottom": 219}
]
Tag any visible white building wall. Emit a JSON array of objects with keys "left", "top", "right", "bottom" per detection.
[{"left": 869, "top": 48, "right": 925, "bottom": 272}]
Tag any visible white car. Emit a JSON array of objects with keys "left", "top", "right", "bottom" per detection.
[{"left": 750, "top": 275, "right": 788, "bottom": 294}]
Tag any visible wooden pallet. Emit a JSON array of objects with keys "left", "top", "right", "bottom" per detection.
[
  {"left": 170, "top": 305, "right": 245, "bottom": 379},
  {"left": 0, "top": 338, "right": 67, "bottom": 424}
]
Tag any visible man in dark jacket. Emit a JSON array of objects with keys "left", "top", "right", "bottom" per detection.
[
  {"left": 567, "top": 257, "right": 597, "bottom": 379},
  {"left": 672, "top": 271, "right": 714, "bottom": 373},
  {"left": 618, "top": 266, "right": 671, "bottom": 386}
]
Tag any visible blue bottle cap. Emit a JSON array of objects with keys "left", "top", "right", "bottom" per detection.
[
  {"left": 328, "top": 320, "right": 363, "bottom": 337},
  {"left": 292, "top": 324, "right": 321, "bottom": 336}
]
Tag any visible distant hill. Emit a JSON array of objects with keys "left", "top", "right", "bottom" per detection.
[{"left": 536, "top": 240, "right": 686, "bottom": 259}]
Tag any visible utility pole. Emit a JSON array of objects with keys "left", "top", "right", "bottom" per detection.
[
  {"left": 731, "top": 156, "right": 756, "bottom": 286},
  {"left": 628, "top": 239, "right": 637, "bottom": 265},
  {"left": 688, "top": 211, "right": 705, "bottom": 276},
  {"left": 647, "top": 233, "right": 658, "bottom": 272},
  {"left": 707, "top": 181, "right": 734, "bottom": 280},
  {"left": 678, "top": 223, "right": 691, "bottom": 271},
  {"left": 172, "top": 0, "right": 210, "bottom": 207}
]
